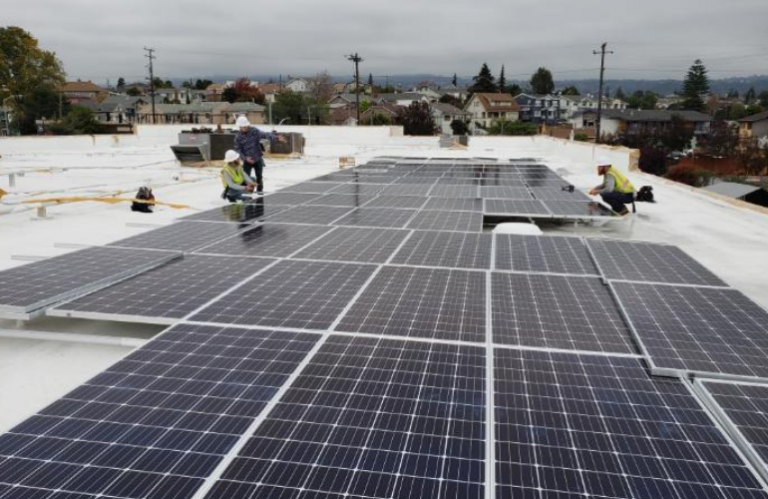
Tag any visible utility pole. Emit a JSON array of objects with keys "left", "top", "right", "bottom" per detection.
[
  {"left": 144, "top": 47, "right": 157, "bottom": 124},
  {"left": 593, "top": 42, "right": 613, "bottom": 144},
  {"left": 346, "top": 53, "right": 363, "bottom": 124}
]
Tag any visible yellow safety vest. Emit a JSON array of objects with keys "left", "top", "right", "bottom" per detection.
[
  {"left": 605, "top": 167, "right": 635, "bottom": 194},
  {"left": 221, "top": 164, "right": 245, "bottom": 188}
]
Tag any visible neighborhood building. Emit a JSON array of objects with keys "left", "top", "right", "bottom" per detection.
[
  {"left": 464, "top": 93, "right": 520, "bottom": 132},
  {"left": 374, "top": 93, "right": 431, "bottom": 106},
  {"left": 134, "top": 102, "right": 264, "bottom": 125},
  {"left": 570, "top": 109, "right": 713, "bottom": 139},
  {"left": 329, "top": 93, "right": 373, "bottom": 109},
  {"left": 739, "top": 111, "right": 768, "bottom": 139},
  {"left": 514, "top": 93, "right": 562, "bottom": 125},
  {"left": 360, "top": 103, "right": 402, "bottom": 125},
  {"left": 60, "top": 81, "right": 109, "bottom": 104},
  {"left": 431, "top": 103, "right": 471, "bottom": 135},
  {"left": 285, "top": 78, "right": 310, "bottom": 93},
  {"left": 559, "top": 95, "right": 628, "bottom": 120}
]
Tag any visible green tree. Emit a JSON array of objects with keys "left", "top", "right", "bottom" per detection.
[
  {"left": 498, "top": 65, "right": 506, "bottom": 93},
  {"left": 469, "top": 63, "right": 496, "bottom": 93},
  {"left": 116, "top": 77, "right": 126, "bottom": 90},
  {"left": 506, "top": 83, "right": 522, "bottom": 96},
  {"left": 60, "top": 106, "right": 100, "bottom": 135},
  {"left": 0, "top": 27, "right": 66, "bottom": 134},
  {"left": 450, "top": 119, "right": 469, "bottom": 135},
  {"left": 626, "top": 91, "right": 658, "bottom": 110},
  {"left": 702, "top": 120, "right": 739, "bottom": 157},
  {"left": 272, "top": 91, "right": 328, "bottom": 125},
  {"left": 194, "top": 79, "right": 213, "bottom": 90},
  {"left": 681, "top": 59, "right": 709, "bottom": 112},
  {"left": 489, "top": 120, "right": 537, "bottom": 136},
  {"left": 745, "top": 87, "right": 757, "bottom": 104},
  {"left": 399, "top": 101, "right": 436, "bottom": 135},
  {"left": 759, "top": 91, "right": 768, "bottom": 108},
  {"left": 728, "top": 103, "right": 747, "bottom": 120},
  {"left": 727, "top": 89, "right": 739, "bottom": 99},
  {"left": 452, "top": 73, "right": 457, "bottom": 87},
  {"left": 615, "top": 87, "right": 626, "bottom": 100},
  {"left": 17, "top": 87, "right": 70, "bottom": 134},
  {"left": 439, "top": 94, "right": 464, "bottom": 108},
  {"left": 529, "top": 67, "right": 554, "bottom": 95},
  {"left": 181, "top": 79, "right": 193, "bottom": 89},
  {"left": 367, "top": 73, "right": 374, "bottom": 87},
  {"left": 126, "top": 87, "right": 143, "bottom": 97},
  {"left": 745, "top": 103, "right": 765, "bottom": 116},
  {"left": 561, "top": 85, "right": 580, "bottom": 96},
  {"left": 221, "top": 86, "right": 238, "bottom": 103}
]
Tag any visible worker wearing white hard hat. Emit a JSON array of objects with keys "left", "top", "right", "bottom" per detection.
[
  {"left": 220, "top": 149, "right": 257, "bottom": 203},
  {"left": 233, "top": 114, "right": 286, "bottom": 194},
  {"left": 589, "top": 156, "right": 636, "bottom": 215}
]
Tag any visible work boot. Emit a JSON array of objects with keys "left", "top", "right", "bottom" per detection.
[{"left": 618, "top": 207, "right": 629, "bottom": 216}]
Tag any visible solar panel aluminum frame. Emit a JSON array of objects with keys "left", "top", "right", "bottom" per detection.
[
  {"left": 46, "top": 307, "right": 180, "bottom": 326},
  {"left": 0, "top": 251, "right": 183, "bottom": 321},
  {"left": 693, "top": 379, "right": 768, "bottom": 488}
]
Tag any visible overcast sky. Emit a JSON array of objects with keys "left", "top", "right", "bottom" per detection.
[{"left": 7, "top": 0, "right": 768, "bottom": 84}]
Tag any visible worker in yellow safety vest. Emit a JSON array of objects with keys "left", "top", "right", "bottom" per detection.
[
  {"left": 589, "top": 156, "right": 636, "bottom": 215},
  {"left": 221, "top": 149, "right": 258, "bottom": 203}
]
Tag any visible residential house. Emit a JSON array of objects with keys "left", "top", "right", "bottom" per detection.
[
  {"left": 464, "top": 93, "right": 520, "bottom": 131},
  {"left": 328, "top": 93, "right": 372, "bottom": 109},
  {"left": 410, "top": 82, "right": 444, "bottom": 101},
  {"left": 330, "top": 107, "right": 358, "bottom": 126},
  {"left": 441, "top": 84, "right": 469, "bottom": 101},
  {"left": 332, "top": 82, "right": 348, "bottom": 94},
  {"left": 258, "top": 83, "right": 282, "bottom": 103},
  {"left": 559, "top": 95, "right": 628, "bottom": 120},
  {"left": 739, "top": 111, "right": 768, "bottom": 140},
  {"left": 60, "top": 81, "right": 109, "bottom": 104},
  {"left": 514, "top": 93, "right": 562, "bottom": 125},
  {"left": 360, "top": 103, "right": 402, "bottom": 125},
  {"left": 431, "top": 103, "right": 471, "bottom": 135},
  {"left": 703, "top": 182, "right": 768, "bottom": 208},
  {"left": 374, "top": 93, "right": 430, "bottom": 106},
  {"left": 205, "top": 83, "right": 228, "bottom": 102},
  {"left": 285, "top": 78, "right": 310, "bottom": 93},
  {"left": 656, "top": 95, "right": 684, "bottom": 110},
  {"left": 135, "top": 102, "right": 264, "bottom": 125},
  {"left": 95, "top": 96, "right": 148, "bottom": 123},
  {"left": 570, "top": 109, "right": 712, "bottom": 139}
]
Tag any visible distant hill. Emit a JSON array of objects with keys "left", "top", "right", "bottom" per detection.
[{"left": 173, "top": 74, "right": 768, "bottom": 97}]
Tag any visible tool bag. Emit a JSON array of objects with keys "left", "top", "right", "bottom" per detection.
[
  {"left": 635, "top": 186, "right": 655, "bottom": 203},
  {"left": 131, "top": 186, "right": 155, "bottom": 213}
]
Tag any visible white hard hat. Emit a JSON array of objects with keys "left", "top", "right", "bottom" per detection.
[
  {"left": 235, "top": 116, "right": 250, "bottom": 128},
  {"left": 224, "top": 150, "right": 240, "bottom": 163},
  {"left": 596, "top": 156, "right": 611, "bottom": 167}
]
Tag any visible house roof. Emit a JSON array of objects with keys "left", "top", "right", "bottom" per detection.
[
  {"left": 575, "top": 109, "right": 713, "bottom": 123},
  {"left": 223, "top": 102, "right": 266, "bottom": 112},
  {"left": 60, "top": 81, "right": 106, "bottom": 93},
  {"left": 471, "top": 93, "right": 521, "bottom": 113},
  {"left": 98, "top": 96, "right": 147, "bottom": 112},
  {"left": 258, "top": 84, "right": 281, "bottom": 94},
  {"left": 361, "top": 103, "right": 402, "bottom": 117},
  {"left": 702, "top": 182, "right": 763, "bottom": 199},
  {"left": 431, "top": 102, "right": 471, "bottom": 116},
  {"left": 740, "top": 110, "right": 768, "bottom": 123},
  {"left": 376, "top": 93, "right": 425, "bottom": 103}
]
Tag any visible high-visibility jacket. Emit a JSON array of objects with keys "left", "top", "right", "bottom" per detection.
[
  {"left": 605, "top": 167, "right": 635, "bottom": 194},
  {"left": 221, "top": 164, "right": 245, "bottom": 188}
]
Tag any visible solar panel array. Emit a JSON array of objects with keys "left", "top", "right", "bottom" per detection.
[{"left": 2, "top": 156, "right": 768, "bottom": 499}]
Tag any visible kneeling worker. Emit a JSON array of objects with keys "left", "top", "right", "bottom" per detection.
[
  {"left": 221, "top": 150, "right": 257, "bottom": 203},
  {"left": 589, "top": 157, "right": 635, "bottom": 215}
]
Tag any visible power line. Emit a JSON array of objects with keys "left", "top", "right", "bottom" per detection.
[
  {"left": 593, "top": 43, "right": 613, "bottom": 145},
  {"left": 144, "top": 47, "right": 157, "bottom": 125}
]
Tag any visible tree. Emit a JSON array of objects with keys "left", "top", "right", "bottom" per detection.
[
  {"left": 126, "top": 87, "right": 143, "bottom": 97},
  {"left": 760, "top": 91, "right": 768, "bottom": 108},
  {"left": 17, "top": 87, "right": 70, "bottom": 134},
  {"left": 452, "top": 73, "right": 457, "bottom": 87},
  {"left": 738, "top": 138, "right": 768, "bottom": 176},
  {"left": 181, "top": 79, "right": 193, "bottom": 89},
  {"left": 61, "top": 106, "right": 100, "bottom": 134},
  {"left": 367, "top": 73, "right": 374, "bottom": 87},
  {"left": 702, "top": 120, "right": 739, "bottom": 157},
  {"left": 272, "top": 91, "right": 328, "bottom": 125},
  {"left": 745, "top": 87, "right": 757, "bottom": 104},
  {"left": 615, "top": 87, "right": 626, "bottom": 100},
  {"left": 116, "top": 77, "right": 126, "bottom": 90},
  {"left": 681, "top": 59, "right": 709, "bottom": 112},
  {"left": 488, "top": 120, "right": 537, "bottom": 136},
  {"left": 727, "top": 89, "right": 740, "bottom": 99},
  {"left": 450, "top": 119, "right": 469, "bottom": 135},
  {"left": 439, "top": 94, "right": 463, "bottom": 108},
  {"left": 626, "top": 91, "right": 658, "bottom": 110},
  {"left": 529, "top": 67, "right": 554, "bottom": 95},
  {"left": 746, "top": 104, "right": 765, "bottom": 116},
  {"left": 728, "top": 103, "right": 747, "bottom": 120},
  {"left": 0, "top": 27, "right": 66, "bottom": 133},
  {"left": 309, "top": 71, "right": 333, "bottom": 102},
  {"left": 498, "top": 65, "right": 506, "bottom": 93},
  {"left": 638, "top": 147, "right": 668, "bottom": 176},
  {"left": 221, "top": 86, "right": 238, "bottom": 104},
  {"left": 399, "top": 101, "right": 436, "bottom": 136},
  {"left": 194, "top": 79, "right": 213, "bottom": 90},
  {"left": 506, "top": 83, "right": 522, "bottom": 96},
  {"left": 561, "top": 86, "right": 580, "bottom": 96},
  {"left": 469, "top": 63, "right": 496, "bottom": 94}
]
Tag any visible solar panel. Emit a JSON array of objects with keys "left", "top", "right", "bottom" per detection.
[
  {"left": 529, "top": 187, "right": 590, "bottom": 202},
  {"left": 492, "top": 273, "right": 636, "bottom": 353},
  {"left": 612, "top": 282, "right": 768, "bottom": 380},
  {"left": 336, "top": 266, "right": 486, "bottom": 342},
  {"left": 495, "top": 349, "right": 768, "bottom": 499},
  {"left": 544, "top": 200, "right": 615, "bottom": 218},
  {"left": 0, "top": 247, "right": 179, "bottom": 317},
  {"left": 329, "top": 183, "right": 386, "bottom": 196},
  {"left": 181, "top": 200, "right": 290, "bottom": 224},
  {"left": 480, "top": 186, "right": 533, "bottom": 199},
  {"left": 281, "top": 182, "right": 345, "bottom": 194},
  {"left": 407, "top": 211, "right": 483, "bottom": 233},
  {"left": 194, "top": 223, "right": 332, "bottom": 258},
  {"left": 587, "top": 239, "right": 728, "bottom": 286},
  {"left": 293, "top": 227, "right": 411, "bottom": 264},
  {"left": 362, "top": 195, "right": 427, "bottom": 209},
  {"left": 484, "top": 199, "right": 550, "bottom": 216},
  {"left": 381, "top": 184, "right": 434, "bottom": 196},
  {"left": 190, "top": 260, "right": 377, "bottom": 330},
  {"left": 262, "top": 205, "right": 353, "bottom": 225},
  {"left": 304, "top": 193, "right": 374, "bottom": 208},
  {"left": 333, "top": 208, "right": 417, "bottom": 229},
  {"left": 391, "top": 231, "right": 492, "bottom": 270},
  {"left": 700, "top": 380, "right": 768, "bottom": 479},
  {"left": 110, "top": 221, "right": 250, "bottom": 252},
  {"left": 436, "top": 177, "right": 479, "bottom": 186},
  {"left": 428, "top": 184, "right": 479, "bottom": 198},
  {"left": 203, "top": 336, "right": 486, "bottom": 499},
  {"left": 349, "top": 175, "right": 396, "bottom": 184},
  {"left": 0, "top": 324, "right": 319, "bottom": 499},
  {"left": 261, "top": 192, "right": 323, "bottom": 206},
  {"left": 422, "top": 197, "right": 484, "bottom": 212},
  {"left": 50, "top": 255, "right": 275, "bottom": 324},
  {"left": 495, "top": 234, "right": 598, "bottom": 276}
]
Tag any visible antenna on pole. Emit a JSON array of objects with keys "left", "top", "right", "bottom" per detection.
[
  {"left": 593, "top": 42, "right": 613, "bottom": 144},
  {"left": 345, "top": 53, "right": 364, "bottom": 124},
  {"left": 144, "top": 47, "right": 157, "bottom": 124}
]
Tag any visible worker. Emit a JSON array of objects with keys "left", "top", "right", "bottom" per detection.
[
  {"left": 233, "top": 115, "right": 285, "bottom": 195},
  {"left": 221, "top": 149, "right": 257, "bottom": 203},
  {"left": 589, "top": 156, "right": 636, "bottom": 215}
]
